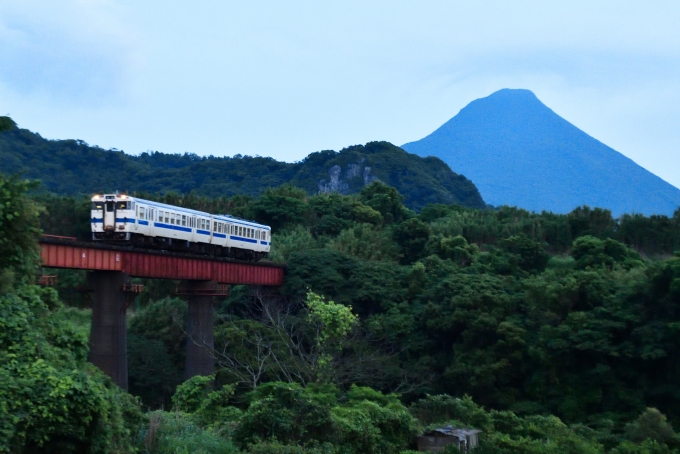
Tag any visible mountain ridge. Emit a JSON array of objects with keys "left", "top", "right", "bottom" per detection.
[
  {"left": 402, "top": 88, "right": 680, "bottom": 216},
  {"left": 0, "top": 126, "right": 485, "bottom": 211}
]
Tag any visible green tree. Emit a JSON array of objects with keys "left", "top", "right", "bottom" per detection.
[
  {"left": 0, "top": 117, "right": 15, "bottom": 133},
  {"left": 572, "top": 236, "right": 643, "bottom": 270},
  {"left": 251, "top": 185, "right": 308, "bottom": 230},
  {"left": 624, "top": 408, "right": 676, "bottom": 444},
  {"left": 359, "top": 181, "right": 409, "bottom": 224},
  {"left": 0, "top": 175, "right": 42, "bottom": 289},
  {"left": 393, "top": 218, "right": 431, "bottom": 264}
]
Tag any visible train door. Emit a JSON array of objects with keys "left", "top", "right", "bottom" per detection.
[
  {"left": 135, "top": 205, "right": 140, "bottom": 230},
  {"left": 104, "top": 200, "right": 115, "bottom": 232}
]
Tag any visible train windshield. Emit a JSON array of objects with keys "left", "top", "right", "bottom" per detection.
[
  {"left": 116, "top": 201, "right": 130, "bottom": 210},
  {"left": 92, "top": 201, "right": 104, "bottom": 210}
]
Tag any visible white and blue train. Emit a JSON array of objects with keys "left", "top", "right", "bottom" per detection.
[{"left": 91, "top": 194, "right": 271, "bottom": 260}]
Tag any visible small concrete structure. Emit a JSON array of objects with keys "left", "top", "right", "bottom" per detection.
[{"left": 417, "top": 425, "right": 481, "bottom": 452}]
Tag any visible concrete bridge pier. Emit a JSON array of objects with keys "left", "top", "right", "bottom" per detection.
[
  {"left": 181, "top": 281, "right": 228, "bottom": 379},
  {"left": 87, "top": 271, "right": 129, "bottom": 390}
]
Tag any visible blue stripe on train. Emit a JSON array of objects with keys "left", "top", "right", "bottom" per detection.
[
  {"left": 230, "top": 235, "right": 257, "bottom": 244},
  {"left": 154, "top": 222, "right": 192, "bottom": 233},
  {"left": 197, "top": 229, "right": 210, "bottom": 235},
  {"left": 213, "top": 233, "right": 227, "bottom": 238},
  {"left": 138, "top": 220, "right": 149, "bottom": 226}
]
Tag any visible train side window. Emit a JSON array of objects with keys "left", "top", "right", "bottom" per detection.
[
  {"left": 138, "top": 207, "right": 144, "bottom": 220},
  {"left": 182, "top": 215, "right": 186, "bottom": 227},
  {"left": 165, "top": 212, "right": 169, "bottom": 223}
]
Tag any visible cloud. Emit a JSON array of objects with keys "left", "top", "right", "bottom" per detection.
[{"left": 0, "top": 0, "right": 140, "bottom": 105}]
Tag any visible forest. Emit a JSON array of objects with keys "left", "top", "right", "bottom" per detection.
[
  {"left": 4, "top": 156, "right": 680, "bottom": 452},
  {"left": 0, "top": 122, "right": 484, "bottom": 212}
]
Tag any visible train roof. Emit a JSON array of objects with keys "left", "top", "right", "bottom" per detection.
[
  {"left": 213, "top": 214, "right": 270, "bottom": 229},
  {"left": 129, "top": 197, "right": 211, "bottom": 217}
]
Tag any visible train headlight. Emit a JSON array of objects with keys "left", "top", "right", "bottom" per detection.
[
  {"left": 93, "top": 195, "right": 100, "bottom": 199},
  {"left": 120, "top": 194, "right": 127, "bottom": 199}
]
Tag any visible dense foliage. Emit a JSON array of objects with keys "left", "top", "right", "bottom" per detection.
[
  {"left": 0, "top": 122, "right": 484, "bottom": 210},
  {"left": 5, "top": 157, "right": 680, "bottom": 452},
  {"left": 0, "top": 174, "right": 142, "bottom": 453}
]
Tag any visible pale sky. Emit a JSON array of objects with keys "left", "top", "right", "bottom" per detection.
[{"left": 2, "top": 1, "right": 679, "bottom": 187}]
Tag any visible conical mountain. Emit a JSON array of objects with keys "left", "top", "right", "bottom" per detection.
[{"left": 402, "top": 89, "right": 680, "bottom": 216}]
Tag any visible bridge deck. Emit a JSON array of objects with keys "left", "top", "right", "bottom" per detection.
[{"left": 39, "top": 237, "right": 284, "bottom": 285}]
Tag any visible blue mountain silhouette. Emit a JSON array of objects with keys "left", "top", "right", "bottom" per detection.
[{"left": 402, "top": 89, "right": 680, "bottom": 216}]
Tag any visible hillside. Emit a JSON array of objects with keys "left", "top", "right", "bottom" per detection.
[
  {"left": 0, "top": 126, "right": 484, "bottom": 211},
  {"left": 402, "top": 88, "right": 680, "bottom": 216}
]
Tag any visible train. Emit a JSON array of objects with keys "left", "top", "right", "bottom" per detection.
[{"left": 91, "top": 194, "right": 271, "bottom": 260}]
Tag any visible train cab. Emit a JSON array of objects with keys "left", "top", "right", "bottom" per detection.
[{"left": 91, "top": 194, "right": 135, "bottom": 241}]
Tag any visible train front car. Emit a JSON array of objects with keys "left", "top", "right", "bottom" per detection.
[{"left": 91, "top": 194, "right": 136, "bottom": 242}]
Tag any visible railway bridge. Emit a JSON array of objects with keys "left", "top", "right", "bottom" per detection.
[{"left": 39, "top": 236, "right": 285, "bottom": 390}]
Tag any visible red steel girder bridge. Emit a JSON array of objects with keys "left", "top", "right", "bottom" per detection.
[{"left": 39, "top": 237, "right": 285, "bottom": 389}]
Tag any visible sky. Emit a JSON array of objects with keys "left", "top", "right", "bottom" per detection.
[{"left": 1, "top": 1, "right": 680, "bottom": 187}]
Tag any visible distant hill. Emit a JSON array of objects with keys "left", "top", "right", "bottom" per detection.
[
  {"left": 402, "top": 89, "right": 680, "bottom": 216},
  {"left": 0, "top": 126, "right": 484, "bottom": 211}
]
